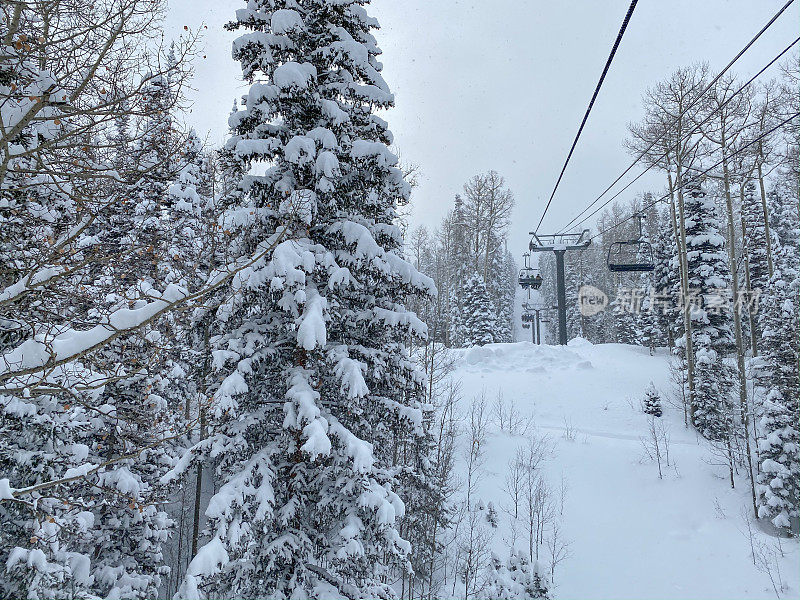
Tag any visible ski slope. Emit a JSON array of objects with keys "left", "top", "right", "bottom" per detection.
[{"left": 452, "top": 340, "right": 798, "bottom": 600}]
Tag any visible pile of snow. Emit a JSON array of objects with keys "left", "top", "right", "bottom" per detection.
[{"left": 461, "top": 342, "right": 593, "bottom": 373}]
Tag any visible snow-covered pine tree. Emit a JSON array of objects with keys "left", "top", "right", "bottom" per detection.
[
  {"left": 111, "top": 98, "right": 133, "bottom": 175},
  {"left": 643, "top": 382, "right": 663, "bottom": 417},
  {"left": 637, "top": 261, "right": 659, "bottom": 353},
  {"left": 572, "top": 240, "right": 612, "bottom": 343},
  {"left": 683, "top": 178, "right": 736, "bottom": 441},
  {"left": 537, "top": 252, "right": 559, "bottom": 344},
  {"left": 651, "top": 207, "right": 680, "bottom": 349},
  {"left": 611, "top": 282, "right": 640, "bottom": 345},
  {"left": 170, "top": 2, "right": 435, "bottom": 597},
  {"left": 486, "top": 239, "right": 516, "bottom": 343},
  {"left": 161, "top": 130, "right": 215, "bottom": 291},
  {"left": 503, "top": 251, "right": 519, "bottom": 342},
  {"left": 211, "top": 103, "right": 249, "bottom": 223},
  {"left": 69, "top": 73, "right": 199, "bottom": 600},
  {"left": 395, "top": 408, "right": 451, "bottom": 598},
  {"left": 76, "top": 70, "right": 206, "bottom": 600},
  {"left": 155, "top": 130, "right": 223, "bottom": 595},
  {"left": 755, "top": 191, "right": 799, "bottom": 532},
  {"left": 463, "top": 274, "right": 496, "bottom": 346},
  {"left": 634, "top": 220, "right": 661, "bottom": 353},
  {"left": 127, "top": 73, "right": 177, "bottom": 285},
  {"left": 564, "top": 250, "right": 585, "bottom": 341},
  {"left": 739, "top": 181, "right": 769, "bottom": 359},
  {"left": 741, "top": 182, "right": 770, "bottom": 295},
  {"left": 449, "top": 287, "right": 468, "bottom": 347},
  {"left": 638, "top": 297, "right": 660, "bottom": 354},
  {"left": 480, "top": 552, "right": 550, "bottom": 600},
  {"left": 448, "top": 194, "right": 471, "bottom": 347},
  {"left": 767, "top": 183, "right": 798, "bottom": 250}
]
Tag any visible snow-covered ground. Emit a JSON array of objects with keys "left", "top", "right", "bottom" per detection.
[{"left": 451, "top": 340, "right": 798, "bottom": 600}]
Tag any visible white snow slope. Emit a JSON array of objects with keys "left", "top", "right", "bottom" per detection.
[{"left": 452, "top": 339, "right": 798, "bottom": 600}]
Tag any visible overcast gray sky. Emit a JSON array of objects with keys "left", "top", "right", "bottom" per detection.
[{"left": 164, "top": 0, "right": 797, "bottom": 258}]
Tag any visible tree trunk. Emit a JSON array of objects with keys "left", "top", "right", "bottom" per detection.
[
  {"left": 720, "top": 146, "right": 758, "bottom": 518},
  {"left": 191, "top": 322, "right": 211, "bottom": 557},
  {"left": 739, "top": 186, "right": 759, "bottom": 357},
  {"left": 671, "top": 166, "right": 696, "bottom": 420},
  {"left": 756, "top": 158, "right": 774, "bottom": 278}
]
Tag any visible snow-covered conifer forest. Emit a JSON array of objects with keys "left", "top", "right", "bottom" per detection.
[{"left": 0, "top": 0, "right": 798, "bottom": 598}]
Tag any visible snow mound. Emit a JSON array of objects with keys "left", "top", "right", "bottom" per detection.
[{"left": 460, "top": 342, "right": 587, "bottom": 372}]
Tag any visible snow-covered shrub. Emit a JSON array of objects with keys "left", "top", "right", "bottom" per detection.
[{"left": 480, "top": 551, "right": 550, "bottom": 599}]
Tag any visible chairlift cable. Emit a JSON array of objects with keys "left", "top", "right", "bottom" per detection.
[
  {"left": 560, "top": 35, "right": 800, "bottom": 235},
  {"left": 588, "top": 110, "right": 800, "bottom": 242},
  {"left": 534, "top": 0, "right": 639, "bottom": 234},
  {"left": 556, "top": 5, "right": 797, "bottom": 235}
]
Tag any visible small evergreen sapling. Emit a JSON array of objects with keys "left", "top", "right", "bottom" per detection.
[
  {"left": 486, "top": 501, "right": 499, "bottom": 528},
  {"left": 643, "top": 382, "right": 663, "bottom": 417}
]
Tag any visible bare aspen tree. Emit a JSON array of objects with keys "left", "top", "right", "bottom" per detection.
[
  {"left": 493, "top": 390, "right": 533, "bottom": 436},
  {"left": 626, "top": 65, "right": 709, "bottom": 418},
  {"left": 640, "top": 416, "right": 671, "bottom": 479},
  {"left": 696, "top": 72, "right": 758, "bottom": 517},
  {"left": 462, "top": 171, "right": 514, "bottom": 283},
  {"left": 423, "top": 378, "right": 461, "bottom": 600},
  {"left": 750, "top": 81, "right": 782, "bottom": 278},
  {"left": 1, "top": 0, "right": 200, "bottom": 391},
  {"left": 457, "top": 393, "right": 491, "bottom": 599},
  {"left": 0, "top": 3, "right": 243, "bottom": 596},
  {"left": 546, "top": 520, "right": 571, "bottom": 586},
  {"left": 502, "top": 447, "right": 527, "bottom": 548},
  {"left": 518, "top": 435, "right": 554, "bottom": 562}
]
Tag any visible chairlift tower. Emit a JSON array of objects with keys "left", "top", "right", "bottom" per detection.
[
  {"left": 528, "top": 230, "right": 591, "bottom": 345},
  {"left": 521, "top": 302, "right": 554, "bottom": 345}
]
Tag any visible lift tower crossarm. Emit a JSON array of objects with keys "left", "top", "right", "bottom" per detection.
[
  {"left": 527, "top": 230, "right": 592, "bottom": 252},
  {"left": 527, "top": 229, "right": 591, "bottom": 345}
]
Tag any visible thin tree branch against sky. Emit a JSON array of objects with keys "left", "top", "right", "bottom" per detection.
[{"left": 163, "top": 0, "right": 798, "bottom": 255}]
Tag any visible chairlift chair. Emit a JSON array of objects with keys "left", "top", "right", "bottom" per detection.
[
  {"left": 521, "top": 313, "right": 536, "bottom": 323},
  {"left": 606, "top": 240, "right": 655, "bottom": 272},
  {"left": 518, "top": 268, "right": 543, "bottom": 290},
  {"left": 606, "top": 213, "right": 655, "bottom": 273},
  {"left": 518, "top": 252, "right": 543, "bottom": 289}
]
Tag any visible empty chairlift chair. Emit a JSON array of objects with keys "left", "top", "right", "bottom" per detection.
[
  {"left": 606, "top": 240, "right": 655, "bottom": 272},
  {"left": 606, "top": 213, "right": 655, "bottom": 273}
]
